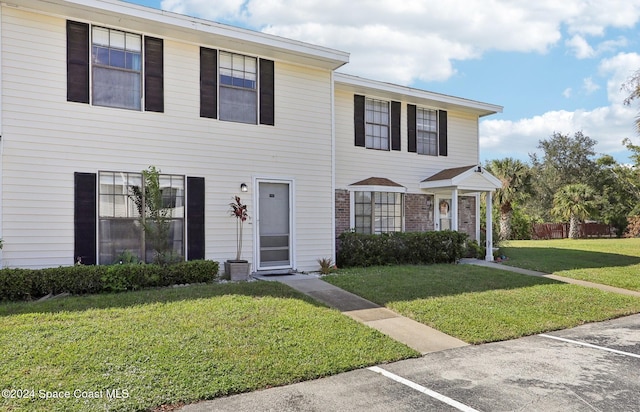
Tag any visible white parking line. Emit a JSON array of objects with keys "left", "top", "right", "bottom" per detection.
[
  {"left": 368, "top": 366, "right": 480, "bottom": 412},
  {"left": 540, "top": 334, "right": 640, "bottom": 359}
]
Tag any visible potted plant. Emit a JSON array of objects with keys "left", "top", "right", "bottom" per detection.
[{"left": 225, "top": 195, "right": 251, "bottom": 280}]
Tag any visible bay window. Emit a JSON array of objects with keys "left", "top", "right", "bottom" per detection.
[{"left": 354, "top": 191, "right": 403, "bottom": 234}]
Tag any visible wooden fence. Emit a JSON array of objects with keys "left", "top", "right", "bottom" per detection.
[{"left": 531, "top": 222, "right": 615, "bottom": 239}]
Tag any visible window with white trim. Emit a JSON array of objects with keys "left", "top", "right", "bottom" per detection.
[
  {"left": 98, "top": 171, "right": 184, "bottom": 264},
  {"left": 365, "top": 98, "right": 390, "bottom": 150},
  {"left": 219, "top": 51, "right": 258, "bottom": 124},
  {"left": 354, "top": 191, "right": 403, "bottom": 234},
  {"left": 417, "top": 107, "right": 438, "bottom": 155},
  {"left": 92, "top": 27, "right": 142, "bottom": 110}
]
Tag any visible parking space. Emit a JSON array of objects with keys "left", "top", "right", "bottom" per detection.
[{"left": 181, "top": 314, "right": 640, "bottom": 411}]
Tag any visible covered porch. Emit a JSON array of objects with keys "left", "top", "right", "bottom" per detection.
[{"left": 420, "top": 165, "right": 501, "bottom": 261}]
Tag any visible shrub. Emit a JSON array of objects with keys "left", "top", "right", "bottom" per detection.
[
  {"left": 464, "top": 239, "right": 484, "bottom": 259},
  {"left": 317, "top": 257, "right": 337, "bottom": 275},
  {"left": 0, "top": 260, "right": 219, "bottom": 302},
  {"left": 336, "top": 230, "right": 468, "bottom": 268}
]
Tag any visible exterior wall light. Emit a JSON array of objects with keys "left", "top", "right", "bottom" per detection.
[{"left": 240, "top": 183, "right": 248, "bottom": 192}]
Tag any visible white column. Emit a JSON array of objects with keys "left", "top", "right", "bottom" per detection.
[
  {"left": 451, "top": 188, "right": 458, "bottom": 231},
  {"left": 475, "top": 193, "right": 481, "bottom": 243},
  {"left": 485, "top": 191, "right": 493, "bottom": 261}
]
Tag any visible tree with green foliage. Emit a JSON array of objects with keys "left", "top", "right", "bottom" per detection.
[
  {"left": 529, "top": 131, "right": 598, "bottom": 221},
  {"left": 485, "top": 158, "right": 532, "bottom": 240},
  {"left": 591, "top": 154, "right": 640, "bottom": 235},
  {"left": 130, "top": 166, "right": 180, "bottom": 265},
  {"left": 623, "top": 69, "right": 640, "bottom": 134},
  {"left": 551, "top": 184, "right": 597, "bottom": 239}
]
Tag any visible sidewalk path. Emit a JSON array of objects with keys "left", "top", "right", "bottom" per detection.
[
  {"left": 460, "top": 258, "right": 640, "bottom": 298},
  {"left": 253, "top": 273, "right": 468, "bottom": 355}
]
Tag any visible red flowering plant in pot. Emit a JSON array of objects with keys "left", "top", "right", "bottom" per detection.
[{"left": 226, "top": 196, "right": 251, "bottom": 280}]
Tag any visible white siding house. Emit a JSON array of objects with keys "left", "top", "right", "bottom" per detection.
[
  {"left": 0, "top": 0, "right": 502, "bottom": 271},
  {"left": 0, "top": 0, "right": 348, "bottom": 271},
  {"left": 333, "top": 74, "right": 503, "bottom": 260}
]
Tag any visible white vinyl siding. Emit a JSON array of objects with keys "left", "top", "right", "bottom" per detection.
[{"left": 0, "top": 7, "right": 334, "bottom": 271}]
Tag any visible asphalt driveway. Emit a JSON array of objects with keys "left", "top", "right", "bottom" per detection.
[{"left": 181, "top": 313, "right": 640, "bottom": 411}]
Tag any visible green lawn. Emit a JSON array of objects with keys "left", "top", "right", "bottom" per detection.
[
  {"left": 0, "top": 282, "right": 417, "bottom": 412},
  {"left": 323, "top": 265, "right": 640, "bottom": 344},
  {"left": 4, "top": 238, "right": 640, "bottom": 411},
  {"left": 500, "top": 238, "right": 640, "bottom": 291}
]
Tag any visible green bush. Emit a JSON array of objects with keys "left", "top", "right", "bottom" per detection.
[
  {"left": 464, "top": 239, "right": 484, "bottom": 259},
  {"left": 336, "top": 230, "right": 468, "bottom": 268},
  {"left": 0, "top": 260, "right": 219, "bottom": 302}
]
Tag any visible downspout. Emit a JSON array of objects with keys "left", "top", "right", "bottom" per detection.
[
  {"left": 476, "top": 115, "right": 482, "bottom": 249},
  {"left": 330, "top": 71, "right": 336, "bottom": 263},
  {"left": 0, "top": 5, "right": 4, "bottom": 267}
]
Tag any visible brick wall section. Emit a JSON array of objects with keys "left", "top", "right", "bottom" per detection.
[
  {"left": 335, "top": 189, "right": 351, "bottom": 238},
  {"left": 405, "top": 193, "right": 434, "bottom": 232},
  {"left": 458, "top": 196, "right": 476, "bottom": 240},
  {"left": 335, "top": 190, "right": 476, "bottom": 240}
]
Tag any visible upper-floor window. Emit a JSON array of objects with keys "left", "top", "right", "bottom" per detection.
[
  {"left": 219, "top": 51, "right": 257, "bottom": 124},
  {"left": 408, "top": 104, "right": 447, "bottom": 156},
  {"left": 417, "top": 108, "right": 438, "bottom": 156},
  {"left": 66, "top": 20, "right": 164, "bottom": 112},
  {"left": 200, "top": 47, "right": 275, "bottom": 126},
  {"left": 92, "top": 27, "right": 142, "bottom": 110},
  {"left": 365, "top": 98, "right": 390, "bottom": 150},
  {"left": 354, "top": 95, "right": 401, "bottom": 151}
]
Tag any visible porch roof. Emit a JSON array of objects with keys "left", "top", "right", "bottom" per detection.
[{"left": 420, "top": 165, "right": 501, "bottom": 193}]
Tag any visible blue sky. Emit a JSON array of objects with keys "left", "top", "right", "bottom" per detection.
[{"left": 126, "top": 0, "right": 640, "bottom": 164}]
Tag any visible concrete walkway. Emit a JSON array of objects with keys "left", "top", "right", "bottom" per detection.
[
  {"left": 460, "top": 258, "right": 640, "bottom": 298},
  {"left": 253, "top": 273, "right": 468, "bottom": 355}
]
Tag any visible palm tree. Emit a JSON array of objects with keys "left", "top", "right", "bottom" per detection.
[
  {"left": 551, "top": 184, "right": 597, "bottom": 239},
  {"left": 486, "top": 158, "right": 532, "bottom": 240}
]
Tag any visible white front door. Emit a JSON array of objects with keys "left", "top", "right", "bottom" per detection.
[
  {"left": 256, "top": 180, "right": 292, "bottom": 270},
  {"left": 435, "top": 197, "right": 452, "bottom": 231}
]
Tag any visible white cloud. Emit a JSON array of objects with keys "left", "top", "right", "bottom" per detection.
[
  {"left": 566, "top": 35, "right": 595, "bottom": 58},
  {"left": 563, "top": 88, "right": 573, "bottom": 98},
  {"left": 160, "top": 0, "right": 245, "bottom": 21},
  {"left": 480, "top": 53, "right": 640, "bottom": 162},
  {"left": 566, "top": 34, "right": 628, "bottom": 59},
  {"left": 160, "top": 0, "right": 640, "bottom": 84},
  {"left": 582, "top": 77, "right": 600, "bottom": 94}
]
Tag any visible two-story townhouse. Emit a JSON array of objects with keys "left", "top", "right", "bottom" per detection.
[
  {"left": 334, "top": 74, "right": 503, "bottom": 261},
  {"left": 0, "top": 0, "right": 348, "bottom": 271},
  {"left": 0, "top": 0, "right": 502, "bottom": 271}
]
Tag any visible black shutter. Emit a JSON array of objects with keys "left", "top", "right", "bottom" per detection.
[
  {"left": 439, "top": 110, "right": 448, "bottom": 156},
  {"left": 407, "top": 104, "right": 417, "bottom": 153},
  {"left": 187, "top": 177, "right": 205, "bottom": 260},
  {"left": 200, "top": 47, "right": 218, "bottom": 119},
  {"left": 74, "top": 172, "right": 96, "bottom": 265},
  {"left": 144, "top": 36, "right": 164, "bottom": 112},
  {"left": 66, "top": 21, "right": 89, "bottom": 104},
  {"left": 259, "top": 58, "right": 275, "bottom": 126},
  {"left": 354, "top": 94, "right": 365, "bottom": 147},
  {"left": 391, "top": 101, "right": 401, "bottom": 151}
]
